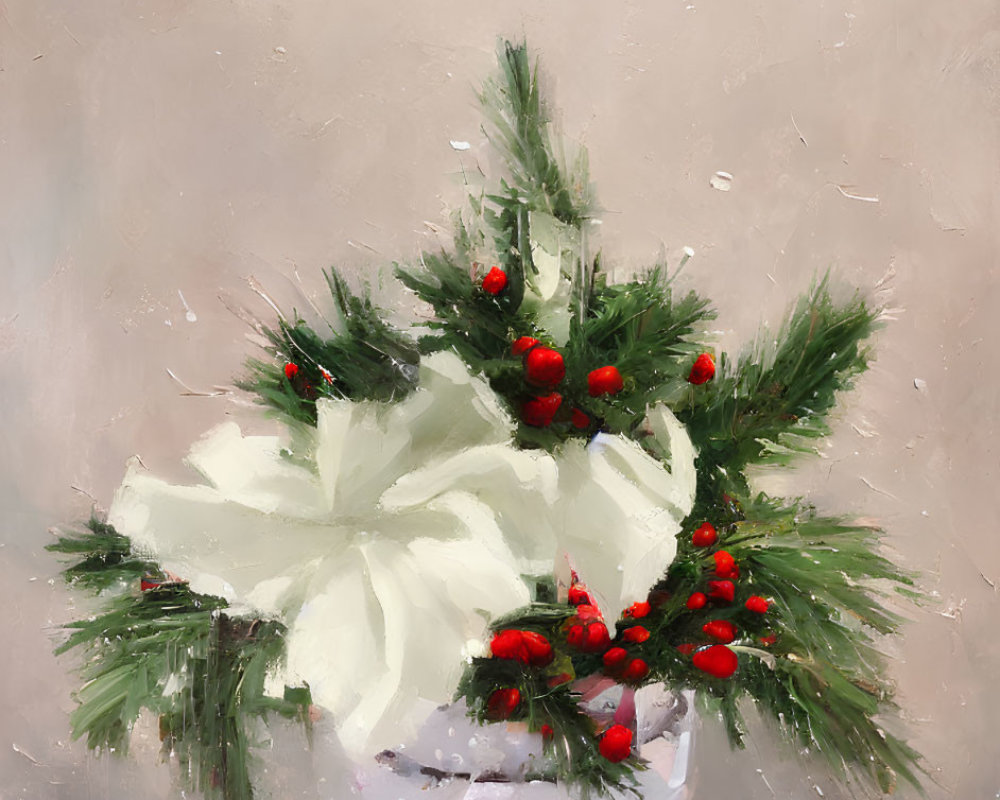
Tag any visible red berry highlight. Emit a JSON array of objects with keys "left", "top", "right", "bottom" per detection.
[
  {"left": 688, "top": 352, "right": 716, "bottom": 385},
  {"left": 702, "top": 619, "right": 738, "bottom": 644},
  {"left": 486, "top": 687, "right": 521, "bottom": 720},
  {"left": 707, "top": 580, "right": 735, "bottom": 603},
  {"left": 622, "top": 626, "right": 650, "bottom": 644},
  {"left": 691, "top": 522, "right": 717, "bottom": 547},
  {"left": 587, "top": 365, "right": 624, "bottom": 397},
  {"left": 482, "top": 266, "right": 508, "bottom": 295},
  {"left": 524, "top": 346, "right": 566, "bottom": 388},
  {"left": 692, "top": 644, "right": 738, "bottom": 678},
  {"left": 623, "top": 601, "right": 651, "bottom": 619},
  {"left": 745, "top": 595, "right": 769, "bottom": 614},
  {"left": 598, "top": 724, "right": 633, "bottom": 763},
  {"left": 522, "top": 393, "right": 562, "bottom": 427}
]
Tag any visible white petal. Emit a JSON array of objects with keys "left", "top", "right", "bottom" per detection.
[
  {"left": 107, "top": 464, "right": 347, "bottom": 616},
  {"left": 381, "top": 444, "right": 560, "bottom": 562},
  {"left": 555, "top": 434, "right": 692, "bottom": 622}
]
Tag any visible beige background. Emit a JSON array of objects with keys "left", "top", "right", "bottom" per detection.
[{"left": 2, "top": 1, "right": 999, "bottom": 798}]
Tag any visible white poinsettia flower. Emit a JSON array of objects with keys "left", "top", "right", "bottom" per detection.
[{"left": 106, "top": 350, "right": 697, "bottom": 758}]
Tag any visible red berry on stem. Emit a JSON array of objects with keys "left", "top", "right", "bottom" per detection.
[
  {"left": 688, "top": 353, "right": 716, "bottom": 385},
  {"left": 622, "top": 658, "right": 649, "bottom": 683},
  {"left": 522, "top": 393, "right": 562, "bottom": 426},
  {"left": 571, "top": 408, "right": 591, "bottom": 429},
  {"left": 511, "top": 336, "right": 540, "bottom": 356},
  {"left": 568, "top": 584, "right": 592, "bottom": 606},
  {"left": 691, "top": 522, "right": 717, "bottom": 547},
  {"left": 566, "top": 624, "right": 585, "bottom": 647},
  {"left": 622, "top": 626, "right": 650, "bottom": 644},
  {"left": 745, "top": 595, "right": 769, "bottom": 614},
  {"left": 573, "top": 604, "right": 602, "bottom": 622},
  {"left": 598, "top": 724, "right": 633, "bottom": 763},
  {"left": 582, "top": 622, "right": 611, "bottom": 652},
  {"left": 486, "top": 687, "right": 521, "bottom": 720},
  {"left": 713, "top": 550, "right": 740, "bottom": 579},
  {"left": 676, "top": 643, "right": 696, "bottom": 656},
  {"left": 624, "top": 601, "right": 651, "bottom": 619},
  {"left": 482, "top": 266, "right": 508, "bottom": 295},
  {"left": 524, "top": 347, "right": 566, "bottom": 388},
  {"left": 707, "top": 580, "right": 735, "bottom": 603},
  {"left": 490, "top": 629, "right": 526, "bottom": 661},
  {"left": 587, "top": 366, "right": 624, "bottom": 397},
  {"left": 702, "top": 619, "right": 738, "bottom": 644},
  {"left": 284, "top": 363, "right": 299, "bottom": 380},
  {"left": 521, "top": 630, "right": 554, "bottom": 666},
  {"left": 692, "top": 644, "right": 738, "bottom": 679},
  {"left": 540, "top": 724, "right": 554, "bottom": 740},
  {"left": 603, "top": 647, "right": 628, "bottom": 670},
  {"left": 686, "top": 592, "right": 707, "bottom": 610}
]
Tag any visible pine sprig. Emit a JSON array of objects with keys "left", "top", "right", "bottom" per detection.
[
  {"left": 48, "top": 517, "right": 160, "bottom": 592},
  {"left": 680, "top": 274, "right": 878, "bottom": 507},
  {"left": 51, "top": 521, "right": 312, "bottom": 800},
  {"left": 239, "top": 270, "right": 419, "bottom": 425}
]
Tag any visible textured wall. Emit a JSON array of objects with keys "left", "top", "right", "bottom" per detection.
[{"left": 2, "top": 2, "right": 998, "bottom": 798}]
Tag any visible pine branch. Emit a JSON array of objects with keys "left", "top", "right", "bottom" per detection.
[
  {"left": 238, "top": 269, "right": 419, "bottom": 425},
  {"left": 52, "top": 522, "right": 312, "bottom": 800},
  {"left": 680, "top": 274, "right": 878, "bottom": 495}
]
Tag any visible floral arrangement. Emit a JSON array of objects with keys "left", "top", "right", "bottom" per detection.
[{"left": 50, "top": 41, "right": 924, "bottom": 799}]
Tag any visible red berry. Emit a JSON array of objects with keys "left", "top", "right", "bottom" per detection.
[
  {"left": 603, "top": 647, "right": 628, "bottom": 671},
  {"left": 759, "top": 634, "right": 777, "bottom": 647},
  {"left": 691, "top": 522, "right": 717, "bottom": 547},
  {"left": 284, "top": 363, "right": 299, "bottom": 380},
  {"left": 490, "top": 629, "right": 526, "bottom": 661},
  {"left": 623, "top": 601, "right": 651, "bottom": 619},
  {"left": 521, "top": 631, "right": 554, "bottom": 666},
  {"left": 522, "top": 393, "right": 562, "bottom": 426},
  {"left": 540, "top": 724, "right": 554, "bottom": 740},
  {"left": 622, "top": 658, "right": 649, "bottom": 683},
  {"left": 571, "top": 408, "right": 591, "bottom": 429},
  {"left": 486, "top": 687, "right": 521, "bottom": 720},
  {"left": 702, "top": 619, "right": 738, "bottom": 644},
  {"left": 686, "top": 592, "right": 707, "bottom": 610},
  {"left": 511, "top": 336, "right": 540, "bottom": 356},
  {"left": 582, "top": 622, "right": 611, "bottom": 652},
  {"left": 566, "top": 624, "right": 585, "bottom": 647},
  {"left": 692, "top": 644, "right": 738, "bottom": 678},
  {"left": 568, "top": 584, "right": 592, "bottom": 606},
  {"left": 622, "top": 626, "right": 650, "bottom": 644},
  {"left": 587, "top": 365, "right": 624, "bottom": 397},
  {"left": 491, "top": 629, "right": 553, "bottom": 666},
  {"left": 524, "top": 346, "right": 566, "bottom": 388},
  {"left": 598, "top": 724, "right": 633, "bottom": 763},
  {"left": 713, "top": 550, "right": 740, "bottom": 579},
  {"left": 745, "top": 596, "right": 769, "bottom": 614},
  {"left": 482, "top": 266, "right": 508, "bottom": 295},
  {"left": 707, "top": 580, "right": 735, "bottom": 603},
  {"left": 688, "top": 352, "right": 716, "bottom": 385},
  {"left": 676, "top": 643, "right": 696, "bottom": 656}
]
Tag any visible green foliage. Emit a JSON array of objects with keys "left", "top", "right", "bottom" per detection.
[
  {"left": 52, "top": 521, "right": 311, "bottom": 800},
  {"left": 679, "top": 274, "right": 879, "bottom": 512},
  {"left": 48, "top": 517, "right": 160, "bottom": 592},
  {"left": 239, "top": 270, "right": 419, "bottom": 425}
]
